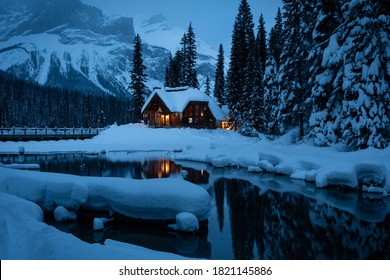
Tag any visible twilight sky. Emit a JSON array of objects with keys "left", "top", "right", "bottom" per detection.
[{"left": 82, "top": 0, "right": 283, "bottom": 52}]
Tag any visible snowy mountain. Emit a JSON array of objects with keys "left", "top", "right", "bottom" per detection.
[{"left": 0, "top": 0, "right": 216, "bottom": 97}]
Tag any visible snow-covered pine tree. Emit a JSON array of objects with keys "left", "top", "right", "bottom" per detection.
[
  {"left": 226, "top": 0, "right": 255, "bottom": 128},
  {"left": 214, "top": 44, "right": 225, "bottom": 105},
  {"left": 278, "top": 0, "right": 315, "bottom": 137},
  {"left": 309, "top": 0, "right": 343, "bottom": 146},
  {"left": 337, "top": 0, "right": 389, "bottom": 149},
  {"left": 242, "top": 41, "right": 264, "bottom": 134},
  {"left": 263, "top": 8, "right": 284, "bottom": 135},
  {"left": 241, "top": 14, "right": 267, "bottom": 134},
  {"left": 181, "top": 23, "right": 199, "bottom": 89},
  {"left": 263, "top": 56, "right": 281, "bottom": 135},
  {"left": 166, "top": 50, "right": 185, "bottom": 88},
  {"left": 129, "top": 34, "right": 147, "bottom": 123}
]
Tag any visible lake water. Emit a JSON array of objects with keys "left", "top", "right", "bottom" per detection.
[{"left": 1, "top": 151, "right": 389, "bottom": 259}]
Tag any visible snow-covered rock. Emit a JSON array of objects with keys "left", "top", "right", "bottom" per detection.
[
  {"left": 54, "top": 206, "right": 77, "bottom": 222},
  {"left": 168, "top": 212, "right": 199, "bottom": 233},
  {"left": 0, "top": 167, "right": 211, "bottom": 221},
  {"left": 180, "top": 170, "right": 189, "bottom": 179},
  {"left": 93, "top": 217, "right": 112, "bottom": 231}
]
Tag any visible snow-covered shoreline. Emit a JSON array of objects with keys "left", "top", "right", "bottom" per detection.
[
  {"left": 1, "top": 124, "right": 389, "bottom": 194},
  {"left": 0, "top": 167, "right": 211, "bottom": 221}
]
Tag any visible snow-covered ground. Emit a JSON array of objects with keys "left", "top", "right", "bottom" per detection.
[
  {"left": 0, "top": 124, "right": 389, "bottom": 259},
  {"left": 1, "top": 124, "right": 389, "bottom": 193}
]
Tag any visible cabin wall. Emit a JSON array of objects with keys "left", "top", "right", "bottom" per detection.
[{"left": 182, "top": 102, "right": 216, "bottom": 129}]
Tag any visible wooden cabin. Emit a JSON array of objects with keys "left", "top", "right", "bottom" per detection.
[{"left": 141, "top": 87, "right": 228, "bottom": 129}]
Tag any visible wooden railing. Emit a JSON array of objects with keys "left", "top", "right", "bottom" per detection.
[{"left": 0, "top": 127, "right": 105, "bottom": 141}]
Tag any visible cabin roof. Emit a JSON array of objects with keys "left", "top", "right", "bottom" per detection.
[{"left": 142, "top": 87, "right": 227, "bottom": 121}]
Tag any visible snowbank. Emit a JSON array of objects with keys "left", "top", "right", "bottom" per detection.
[
  {"left": 0, "top": 193, "right": 188, "bottom": 259},
  {"left": 0, "top": 167, "right": 211, "bottom": 221}
]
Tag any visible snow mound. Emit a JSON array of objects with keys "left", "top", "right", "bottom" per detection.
[
  {"left": 0, "top": 168, "right": 211, "bottom": 221},
  {"left": 0, "top": 193, "right": 188, "bottom": 259},
  {"left": 168, "top": 212, "right": 199, "bottom": 233},
  {"left": 180, "top": 170, "right": 189, "bottom": 179},
  {"left": 54, "top": 206, "right": 77, "bottom": 222},
  {"left": 316, "top": 162, "right": 387, "bottom": 191}
]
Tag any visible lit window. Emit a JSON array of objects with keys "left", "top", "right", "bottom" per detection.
[{"left": 189, "top": 117, "right": 193, "bottom": 123}]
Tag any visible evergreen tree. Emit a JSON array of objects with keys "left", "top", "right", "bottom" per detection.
[
  {"left": 214, "top": 44, "right": 225, "bottom": 105},
  {"left": 181, "top": 23, "right": 199, "bottom": 89},
  {"left": 309, "top": 0, "right": 344, "bottom": 146},
  {"left": 278, "top": 0, "right": 315, "bottom": 137},
  {"left": 226, "top": 0, "right": 255, "bottom": 127},
  {"left": 263, "top": 8, "right": 284, "bottom": 135},
  {"left": 171, "top": 50, "right": 185, "bottom": 87},
  {"left": 165, "top": 24, "right": 199, "bottom": 89},
  {"left": 256, "top": 14, "right": 268, "bottom": 74},
  {"left": 269, "top": 8, "right": 284, "bottom": 68},
  {"left": 263, "top": 57, "right": 281, "bottom": 135},
  {"left": 242, "top": 41, "right": 264, "bottom": 134},
  {"left": 129, "top": 34, "right": 147, "bottom": 123},
  {"left": 316, "top": 0, "right": 389, "bottom": 149},
  {"left": 205, "top": 76, "right": 211, "bottom": 95},
  {"left": 164, "top": 53, "right": 173, "bottom": 88}
]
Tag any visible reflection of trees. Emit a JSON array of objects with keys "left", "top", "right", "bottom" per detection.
[
  {"left": 214, "top": 179, "right": 225, "bottom": 232},
  {"left": 214, "top": 178, "right": 390, "bottom": 260},
  {"left": 307, "top": 202, "right": 390, "bottom": 259},
  {"left": 262, "top": 191, "right": 313, "bottom": 259},
  {"left": 225, "top": 179, "right": 263, "bottom": 260}
]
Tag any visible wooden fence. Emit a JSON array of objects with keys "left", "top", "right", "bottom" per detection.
[{"left": 0, "top": 127, "right": 105, "bottom": 142}]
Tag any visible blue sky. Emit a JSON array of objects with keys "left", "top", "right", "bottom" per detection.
[{"left": 82, "top": 0, "right": 283, "bottom": 52}]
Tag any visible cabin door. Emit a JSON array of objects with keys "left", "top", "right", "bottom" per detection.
[{"left": 155, "top": 112, "right": 162, "bottom": 127}]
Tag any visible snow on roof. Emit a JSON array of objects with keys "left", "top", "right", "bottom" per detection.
[{"left": 142, "top": 87, "right": 227, "bottom": 121}]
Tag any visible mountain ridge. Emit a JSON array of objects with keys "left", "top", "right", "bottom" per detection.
[{"left": 0, "top": 0, "right": 216, "bottom": 97}]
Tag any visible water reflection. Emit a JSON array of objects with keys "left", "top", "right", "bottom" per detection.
[
  {"left": 213, "top": 178, "right": 390, "bottom": 259},
  {"left": 0, "top": 152, "right": 209, "bottom": 183}
]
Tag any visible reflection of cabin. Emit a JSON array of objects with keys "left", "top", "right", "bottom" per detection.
[{"left": 141, "top": 87, "right": 228, "bottom": 129}]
